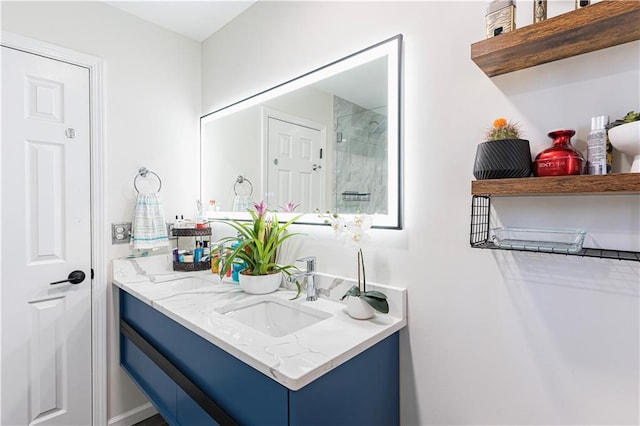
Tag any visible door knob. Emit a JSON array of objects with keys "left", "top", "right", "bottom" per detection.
[{"left": 50, "top": 270, "right": 86, "bottom": 286}]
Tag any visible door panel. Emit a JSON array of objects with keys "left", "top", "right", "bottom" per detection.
[
  {"left": 267, "top": 117, "right": 323, "bottom": 212},
  {"left": 1, "top": 46, "right": 92, "bottom": 426}
]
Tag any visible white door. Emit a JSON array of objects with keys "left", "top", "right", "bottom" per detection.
[
  {"left": 267, "top": 117, "right": 323, "bottom": 212},
  {"left": 1, "top": 46, "right": 92, "bottom": 425}
]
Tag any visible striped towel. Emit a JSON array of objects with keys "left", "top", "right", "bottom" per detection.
[{"left": 130, "top": 192, "right": 169, "bottom": 250}]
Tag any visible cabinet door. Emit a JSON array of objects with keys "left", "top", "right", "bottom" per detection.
[
  {"left": 171, "top": 322, "right": 289, "bottom": 425},
  {"left": 120, "top": 288, "right": 180, "bottom": 358},
  {"left": 289, "top": 332, "right": 399, "bottom": 426},
  {"left": 176, "top": 387, "right": 218, "bottom": 426},
  {"left": 121, "top": 334, "right": 178, "bottom": 425},
  {"left": 120, "top": 289, "right": 288, "bottom": 425}
]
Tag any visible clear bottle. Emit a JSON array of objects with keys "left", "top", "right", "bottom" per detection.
[{"left": 587, "top": 115, "right": 609, "bottom": 175}]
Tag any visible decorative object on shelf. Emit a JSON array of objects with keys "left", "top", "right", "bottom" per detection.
[
  {"left": 608, "top": 111, "right": 640, "bottom": 173},
  {"left": 575, "top": 0, "right": 589, "bottom": 10},
  {"left": 213, "top": 201, "right": 302, "bottom": 295},
  {"left": 533, "top": 0, "right": 547, "bottom": 23},
  {"left": 486, "top": 0, "right": 516, "bottom": 38},
  {"left": 319, "top": 211, "right": 389, "bottom": 319},
  {"left": 491, "top": 227, "right": 586, "bottom": 254},
  {"left": 473, "top": 118, "right": 532, "bottom": 180},
  {"left": 587, "top": 115, "right": 610, "bottom": 175},
  {"left": 534, "top": 129, "right": 585, "bottom": 177}
]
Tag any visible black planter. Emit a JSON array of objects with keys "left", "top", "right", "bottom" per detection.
[{"left": 473, "top": 138, "right": 532, "bottom": 180}]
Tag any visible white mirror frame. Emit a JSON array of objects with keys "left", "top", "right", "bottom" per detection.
[{"left": 200, "top": 34, "right": 402, "bottom": 229}]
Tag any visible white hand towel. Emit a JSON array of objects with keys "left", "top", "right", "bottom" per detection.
[{"left": 130, "top": 192, "right": 169, "bottom": 250}]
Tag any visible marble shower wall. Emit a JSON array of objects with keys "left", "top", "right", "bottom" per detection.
[{"left": 333, "top": 96, "right": 388, "bottom": 214}]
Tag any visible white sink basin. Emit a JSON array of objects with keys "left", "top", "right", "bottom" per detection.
[{"left": 216, "top": 296, "right": 331, "bottom": 337}]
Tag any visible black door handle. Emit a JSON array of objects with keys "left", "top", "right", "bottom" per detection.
[{"left": 50, "top": 270, "right": 86, "bottom": 286}]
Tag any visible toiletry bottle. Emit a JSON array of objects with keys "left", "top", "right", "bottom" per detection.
[
  {"left": 202, "top": 241, "right": 210, "bottom": 259},
  {"left": 194, "top": 242, "right": 203, "bottom": 263},
  {"left": 211, "top": 245, "right": 219, "bottom": 274},
  {"left": 207, "top": 200, "right": 216, "bottom": 215},
  {"left": 587, "top": 115, "right": 609, "bottom": 175}
]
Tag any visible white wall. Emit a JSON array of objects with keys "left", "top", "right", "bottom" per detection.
[
  {"left": 2, "top": 2, "right": 201, "bottom": 423},
  {"left": 202, "top": 2, "right": 639, "bottom": 425},
  {"left": 3, "top": 1, "right": 637, "bottom": 425}
]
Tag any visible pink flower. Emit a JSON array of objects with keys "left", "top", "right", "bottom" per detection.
[
  {"left": 280, "top": 202, "right": 299, "bottom": 213},
  {"left": 253, "top": 201, "right": 268, "bottom": 219}
]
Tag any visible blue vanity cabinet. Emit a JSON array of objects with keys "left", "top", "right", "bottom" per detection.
[
  {"left": 119, "top": 288, "right": 400, "bottom": 426},
  {"left": 120, "top": 289, "right": 287, "bottom": 425}
]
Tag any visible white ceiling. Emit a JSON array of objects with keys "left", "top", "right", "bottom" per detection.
[{"left": 104, "top": 1, "right": 256, "bottom": 42}]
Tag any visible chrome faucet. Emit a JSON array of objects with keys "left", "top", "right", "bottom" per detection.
[{"left": 289, "top": 256, "right": 317, "bottom": 301}]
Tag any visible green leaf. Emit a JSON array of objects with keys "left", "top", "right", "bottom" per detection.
[
  {"left": 361, "top": 290, "right": 387, "bottom": 300},
  {"left": 360, "top": 294, "right": 389, "bottom": 314},
  {"left": 340, "top": 285, "right": 361, "bottom": 300}
]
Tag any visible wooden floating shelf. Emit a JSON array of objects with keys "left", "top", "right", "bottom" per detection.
[
  {"left": 471, "top": 1, "right": 640, "bottom": 77},
  {"left": 471, "top": 173, "right": 640, "bottom": 196}
]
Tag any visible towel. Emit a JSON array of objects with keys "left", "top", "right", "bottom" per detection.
[
  {"left": 130, "top": 192, "right": 169, "bottom": 250},
  {"left": 232, "top": 194, "right": 252, "bottom": 212}
]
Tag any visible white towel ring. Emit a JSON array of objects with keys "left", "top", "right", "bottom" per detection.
[{"left": 134, "top": 167, "right": 162, "bottom": 193}]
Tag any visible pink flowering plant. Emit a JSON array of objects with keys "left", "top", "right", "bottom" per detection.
[
  {"left": 280, "top": 201, "right": 300, "bottom": 213},
  {"left": 319, "top": 210, "right": 389, "bottom": 314},
  {"left": 214, "top": 201, "right": 302, "bottom": 277}
]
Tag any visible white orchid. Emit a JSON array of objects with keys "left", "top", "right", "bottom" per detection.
[
  {"left": 345, "top": 214, "right": 373, "bottom": 246},
  {"left": 321, "top": 211, "right": 372, "bottom": 248},
  {"left": 316, "top": 210, "right": 388, "bottom": 314}
]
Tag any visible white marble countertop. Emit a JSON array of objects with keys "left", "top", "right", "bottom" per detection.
[{"left": 113, "top": 254, "right": 407, "bottom": 391}]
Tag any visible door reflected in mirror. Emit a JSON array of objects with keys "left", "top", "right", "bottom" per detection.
[{"left": 200, "top": 34, "right": 402, "bottom": 228}]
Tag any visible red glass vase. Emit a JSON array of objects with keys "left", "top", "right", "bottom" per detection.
[{"left": 534, "top": 129, "right": 585, "bottom": 177}]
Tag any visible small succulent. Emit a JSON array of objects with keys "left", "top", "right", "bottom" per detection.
[
  {"left": 485, "top": 117, "right": 522, "bottom": 141},
  {"left": 607, "top": 110, "right": 640, "bottom": 130}
]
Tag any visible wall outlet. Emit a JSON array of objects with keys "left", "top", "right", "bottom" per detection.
[{"left": 112, "top": 222, "right": 132, "bottom": 244}]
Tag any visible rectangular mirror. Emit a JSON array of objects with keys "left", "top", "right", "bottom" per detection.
[{"left": 200, "top": 34, "right": 402, "bottom": 228}]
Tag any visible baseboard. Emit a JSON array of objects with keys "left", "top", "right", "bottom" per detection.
[{"left": 108, "top": 402, "right": 158, "bottom": 426}]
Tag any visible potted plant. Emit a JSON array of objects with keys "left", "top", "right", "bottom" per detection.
[
  {"left": 320, "top": 211, "right": 389, "bottom": 319},
  {"left": 607, "top": 111, "right": 640, "bottom": 173},
  {"left": 213, "top": 201, "right": 302, "bottom": 294},
  {"left": 473, "top": 117, "right": 532, "bottom": 180}
]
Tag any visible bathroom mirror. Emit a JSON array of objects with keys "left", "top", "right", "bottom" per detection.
[{"left": 200, "top": 34, "right": 402, "bottom": 228}]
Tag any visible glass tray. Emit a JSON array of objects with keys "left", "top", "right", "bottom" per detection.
[{"left": 491, "top": 227, "right": 586, "bottom": 254}]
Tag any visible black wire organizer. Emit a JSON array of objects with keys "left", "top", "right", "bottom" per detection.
[
  {"left": 171, "top": 227, "right": 212, "bottom": 271},
  {"left": 470, "top": 194, "right": 640, "bottom": 262}
]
